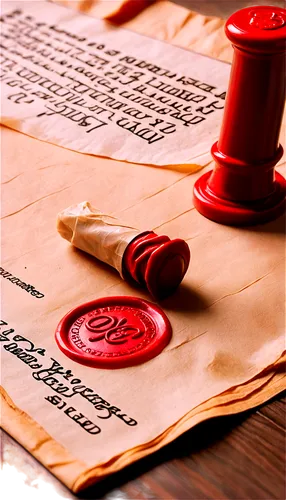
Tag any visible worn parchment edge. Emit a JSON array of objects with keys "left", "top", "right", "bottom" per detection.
[
  {"left": 0, "top": 121, "right": 213, "bottom": 170},
  {"left": 1, "top": 353, "right": 285, "bottom": 493}
]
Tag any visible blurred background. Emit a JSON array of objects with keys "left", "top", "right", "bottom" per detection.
[{"left": 171, "top": 0, "right": 284, "bottom": 17}]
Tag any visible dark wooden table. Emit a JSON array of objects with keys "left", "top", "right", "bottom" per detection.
[{"left": 1, "top": 395, "right": 285, "bottom": 499}]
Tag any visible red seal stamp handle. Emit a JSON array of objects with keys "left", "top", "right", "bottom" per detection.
[{"left": 193, "top": 6, "right": 286, "bottom": 226}]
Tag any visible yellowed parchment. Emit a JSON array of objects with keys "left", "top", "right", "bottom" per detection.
[
  {"left": 0, "top": 1, "right": 230, "bottom": 166},
  {"left": 1, "top": 0, "right": 285, "bottom": 492}
]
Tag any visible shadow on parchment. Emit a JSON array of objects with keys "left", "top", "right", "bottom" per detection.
[
  {"left": 242, "top": 213, "right": 285, "bottom": 235},
  {"left": 159, "top": 282, "right": 209, "bottom": 314},
  {"left": 70, "top": 247, "right": 152, "bottom": 302},
  {"left": 70, "top": 246, "right": 211, "bottom": 310}
]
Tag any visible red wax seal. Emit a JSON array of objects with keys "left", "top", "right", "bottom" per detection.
[
  {"left": 193, "top": 6, "right": 286, "bottom": 226},
  {"left": 55, "top": 296, "right": 172, "bottom": 369},
  {"left": 122, "top": 232, "right": 190, "bottom": 299}
]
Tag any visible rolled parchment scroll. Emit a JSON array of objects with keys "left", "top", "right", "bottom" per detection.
[{"left": 57, "top": 202, "right": 190, "bottom": 299}]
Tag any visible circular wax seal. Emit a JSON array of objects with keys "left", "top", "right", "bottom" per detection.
[{"left": 55, "top": 296, "right": 172, "bottom": 369}]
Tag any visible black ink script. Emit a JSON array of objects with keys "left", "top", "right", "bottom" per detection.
[
  {"left": 0, "top": 320, "right": 138, "bottom": 428},
  {"left": 0, "top": 267, "right": 45, "bottom": 298},
  {"left": 0, "top": 8, "right": 226, "bottom": 147}
]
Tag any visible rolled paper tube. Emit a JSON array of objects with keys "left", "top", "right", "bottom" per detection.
[
  {"left": 57, "top": 202, "right": 190, "bottom": 299},
  {"left": 57, "top": 201, "right": 140, "bottom": 276}
]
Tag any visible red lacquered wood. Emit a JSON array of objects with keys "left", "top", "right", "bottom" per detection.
[
  {"left": 193, "top": 6, "right": 286, "bottom": 226},
  {"left": 122, "top": 232, "right": 190, "bottom": 299}
]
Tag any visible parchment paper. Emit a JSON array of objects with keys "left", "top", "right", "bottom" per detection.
[
  {"left": 1, "top": 0, "right": 285, "bottom": 492},
  {"left": 0, "top": 1, "right": 229, "bottom": 166}
]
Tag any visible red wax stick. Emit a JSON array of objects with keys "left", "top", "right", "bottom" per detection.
[
  {"left": 193, "top": 6, "right": 286, "bottom": 226},
  {"left": 122, "top": 231, "right": 190, "bottom": 300}
]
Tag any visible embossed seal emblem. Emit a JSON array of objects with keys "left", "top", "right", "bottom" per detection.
[
  {"left": 249, "top": 9, "right": 285, "bottom": 30},
  {"left": 55, "top": 296, "right": 172, "bottom": 368}
]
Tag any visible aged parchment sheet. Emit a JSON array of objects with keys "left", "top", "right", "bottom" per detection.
[
  {"left": 1, "top": 0, "right": 285, "bottom": 492},
  {"left": 0, "top": 1, "right": 230, "bottom": 166}
]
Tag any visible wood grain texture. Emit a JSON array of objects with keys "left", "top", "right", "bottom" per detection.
[
  {"left": 1, "top": 395, "right": 285, "bottom": 500},
  {"left": 258, "top": 398, "right": 285, "bottom": 430}
]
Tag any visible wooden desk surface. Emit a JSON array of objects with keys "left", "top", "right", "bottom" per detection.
[{"left": 1, "top": 395, "right": 285, "bottom": 500}]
